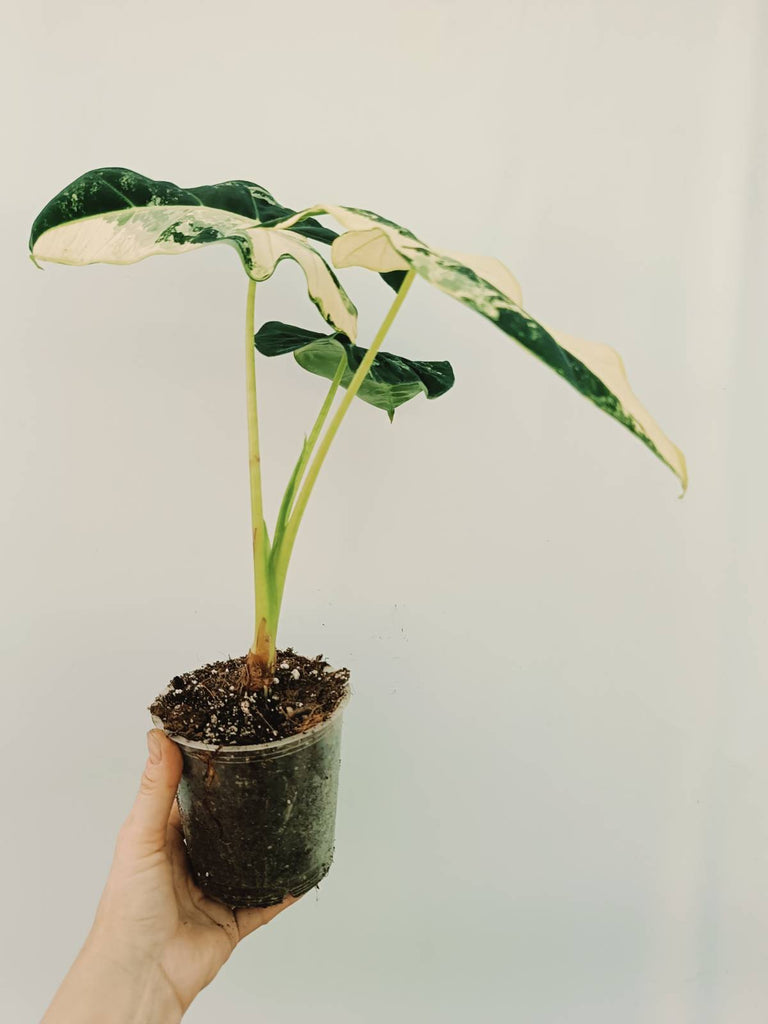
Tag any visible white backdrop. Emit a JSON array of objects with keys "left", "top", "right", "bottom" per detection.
[{"left": 2, "top": 1, "right": 766, "bottom": 1021}]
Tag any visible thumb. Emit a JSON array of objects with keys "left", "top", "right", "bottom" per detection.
[{"left": 122, "top": 730, "right": 183, "bottom": 853}]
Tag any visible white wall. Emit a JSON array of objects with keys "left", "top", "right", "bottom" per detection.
[{"left": 2, "top": 1, "right": 766, "bottom": 1021}]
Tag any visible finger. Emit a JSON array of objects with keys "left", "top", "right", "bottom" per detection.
[
  {"left": 121, "top": 730, "right": 183, "bottom": 854},
  {"left": 168, "top": 801, "right": 182, "bottom": 830},
  {"left": 235, "top": 894, "right": 299, "bottom": 940},
  {"left": 166, "top": 807, "right": 186, "bottom": 860},
  {"left": 166, "top": 816, "right": 195, "bottom": 903},
  {"left": 166, "top": 801, "right": 183, "bottom": 844},
  {"left": 163, "top": 804, "right": 210, "bottom": 913}
]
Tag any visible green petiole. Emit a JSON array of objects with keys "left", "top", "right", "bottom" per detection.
[{"left": 246, "top": 269, "right": 417, "bottom": 682}]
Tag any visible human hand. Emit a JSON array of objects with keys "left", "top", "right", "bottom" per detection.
[{"left": 42, "top": 730, "right": 296, "bottom": 1023}]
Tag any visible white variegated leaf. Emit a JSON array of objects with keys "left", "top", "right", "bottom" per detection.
[
  {"left": 260, "top": 203, "right": 686, "bottom": 491},
  {"left": 439, "top": 251, "right": 524, "bottom": 307},
  {"left": 29, "top": 169, "right": 357, "bottom": 339},
  {"left": 546, "top": 328, "right": 688, "bottom": 491}
]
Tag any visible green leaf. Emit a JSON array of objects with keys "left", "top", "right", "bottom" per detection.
[
  {"left": 29, "top": 167, "right": 357, "bottom": 339},
  {"left": 255, "top": 204, "right": 687, "bottom": 491},
  {"left": 254, "top": 321, "right": 455, "bottom": 420}
]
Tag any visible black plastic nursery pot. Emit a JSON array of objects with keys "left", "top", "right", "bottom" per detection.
[{"left": 152, "top": 690, "right": 349, "bottom": 907}]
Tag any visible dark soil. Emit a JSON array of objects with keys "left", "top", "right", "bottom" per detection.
[{"left": 150, "top": 648, "right": 349, "bottom": 746}]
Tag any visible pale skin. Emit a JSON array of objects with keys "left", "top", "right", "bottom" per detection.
[{"left": 42, "top": 730, "right": 296, "bottom": 1023}]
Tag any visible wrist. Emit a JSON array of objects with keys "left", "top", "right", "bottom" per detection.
[
  {"left": 43, "top": 930, "right": 183, "bottom": 1024},
  {"left": 85, "top": 930, "right": 185, "bottom": 1023},
  {"left": 84, "top": 919, "right": 158, "bottom": 975}
]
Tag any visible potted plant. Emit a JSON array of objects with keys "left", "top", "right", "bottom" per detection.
[{"left": 29, "top": 167, "right": 687, "bottom": 907}]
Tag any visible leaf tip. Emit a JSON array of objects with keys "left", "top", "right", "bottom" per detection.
[{"left": 674, "top": 448, "right": 688, "bottom": 498}]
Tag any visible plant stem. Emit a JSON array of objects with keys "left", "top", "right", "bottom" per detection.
[
  {"left": 299, "top": 354, "right": 347, "bottom": 502},
  {"left": 274, "top": 354, "right": 346, "bottom": 542},
  {"left": 244, "top": 279, "right": 275, "bottom": 677},
  {"left": 272, "top": 269, "right": 417, "bottom": 607},
  {"left": 269, "top": 355, "right": 346, "bottom": 626}
]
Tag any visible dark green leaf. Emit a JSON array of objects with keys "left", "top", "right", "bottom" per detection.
[
  {"left": 30, "top": 168, "right": 332, "bottom": 250},
  {"left": 254, "top": 321, "right": 454, "bottom": 420}
]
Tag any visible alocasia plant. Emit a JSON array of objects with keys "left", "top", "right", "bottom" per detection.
[{"left": 29, "top": 168, "right": 687, "bottom": 687}]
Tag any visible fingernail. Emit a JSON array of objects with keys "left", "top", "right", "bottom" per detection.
[{"left": 147, "top": 731, "right": 162, "bottom": 764}]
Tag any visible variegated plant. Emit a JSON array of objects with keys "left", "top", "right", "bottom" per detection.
[{"left": 30, "top": 168, "right": 687, "bottom": 686}]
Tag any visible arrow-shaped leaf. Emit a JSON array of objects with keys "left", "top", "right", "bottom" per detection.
[{"left": 254, "top": 321, "right": 455, "bottom": 420}]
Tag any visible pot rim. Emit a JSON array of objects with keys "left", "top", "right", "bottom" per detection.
[{"left": 151, "top": 681, "right": 351, "bottom": 756}]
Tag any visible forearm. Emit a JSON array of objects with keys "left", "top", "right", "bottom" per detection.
[{"left": 41, "top": 931, "right": 183, "bottom": 1024}]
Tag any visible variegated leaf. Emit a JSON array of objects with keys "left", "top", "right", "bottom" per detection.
[
  {"left": 29, "top": 168, "right": 357, "bottom": 338},
  {"left": 258, "top": 204, "right": 687, "bottom": 490},
  {"left": 254, "top": 321, "right": 454, "bottom": 420},
  {"left": 545, "top": 327, "right": 687, "bottom": 490}
]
